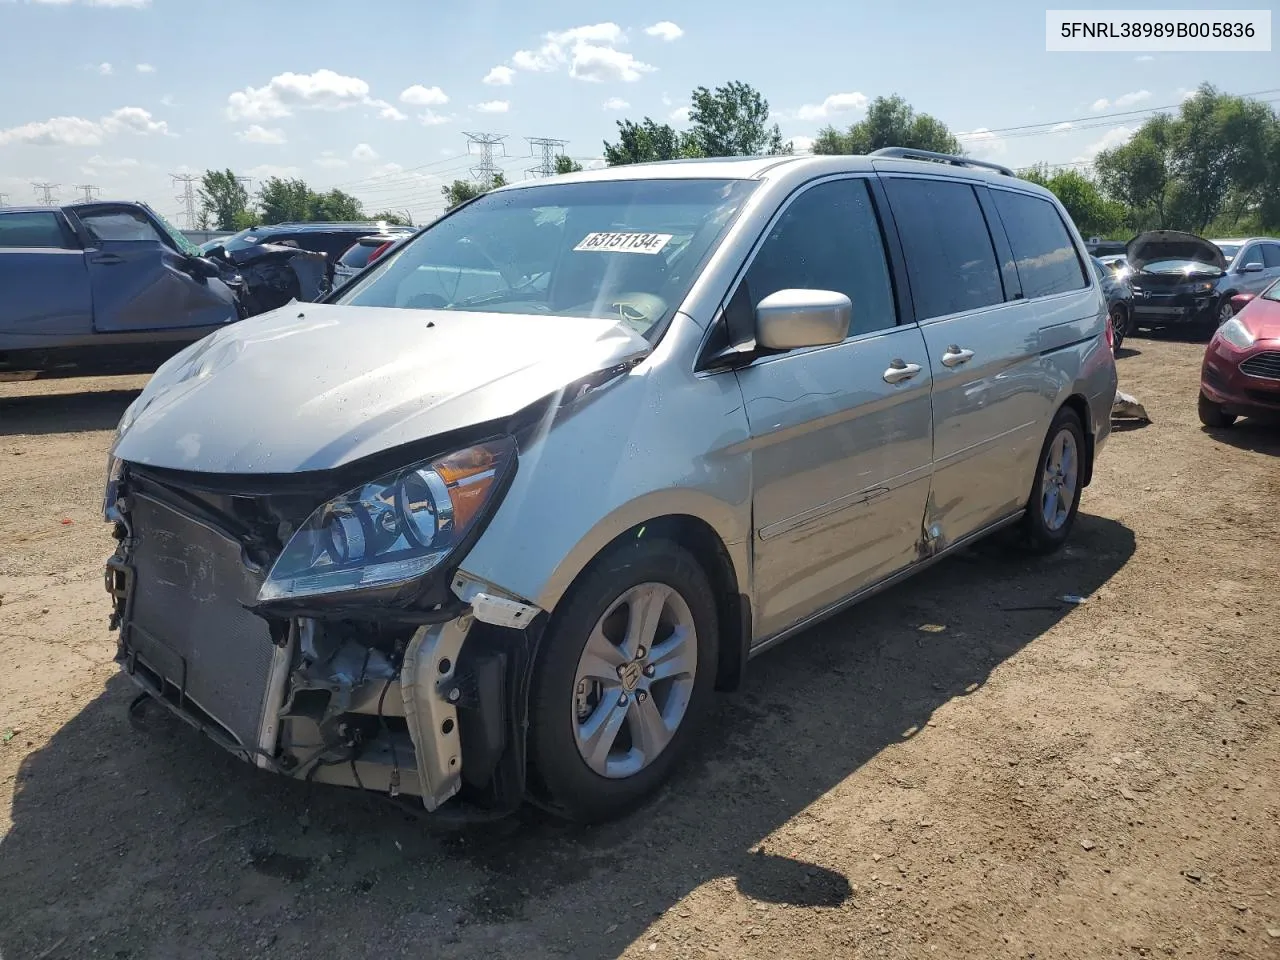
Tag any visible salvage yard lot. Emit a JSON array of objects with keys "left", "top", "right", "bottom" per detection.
[{"left": 0, "top": 337, "right": 1277, "bottom": 960}]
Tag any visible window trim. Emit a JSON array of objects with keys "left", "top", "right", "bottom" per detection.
[
  {"left": 694, "top": 172, "right": 908, "bottom": 374},
  {"left": 985, "top": 183, "right": 1092, "bottom": 303},
  {"left": 879, "top": 172, "right": 1014, "bottom": 325}
]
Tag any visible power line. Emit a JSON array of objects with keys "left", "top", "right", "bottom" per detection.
[
  {"left": 526, "top": 137, "right": 569, "bottom": 178},
  {"left": 171, "top": 173, "right": 199, "bottom": 228},
  {"left": 31, "top": 182, "right": 59, "bottom": 206},
  {"left": 464, "top": 132, "right": 507, "bottom": 189},
  {"left": 329, "top": 152, "right": 472, "bottom": 189},
  {"left": 72, "top": 184, "right": 100, "bottom": 202}
]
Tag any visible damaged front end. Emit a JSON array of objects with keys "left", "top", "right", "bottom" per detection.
[
  {"left": 103, "top": 424, "right": 548, "bottom": 818},
  {"left": 207, "top": 242, "right": 331, "bottom": 318}
]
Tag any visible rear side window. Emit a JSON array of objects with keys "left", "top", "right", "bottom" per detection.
[
  {"left": 991, "top": 190, "right": 1087, "bottom": 298},
  {"left": 883, "top": 178, "right": 1004, "bottom": 320},
  {"left": 339, "top": 241, "right": 378, "bottom": 269},
  {"left": 743, "top": 178, "right": 897, "bottom": 337},
  {"left": 1262, "top": 243, "right": 1280, "bottom": 268},
  {"left": 0, "top": 212, "right": 67, "bottom": 248},
  {"left": 80, "top": 209, "right": 165, "bottom": 244}
]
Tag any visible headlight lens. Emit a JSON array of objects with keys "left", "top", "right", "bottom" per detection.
[
  {"left": 1218, "top": 317, "right": 1256, "bottom": 350},
  {"left": 258, "top": 437, "right": 516, "bottom": 604},
  {"left": 1191, "top": 281, "right": 1215, "bottom": 294}
]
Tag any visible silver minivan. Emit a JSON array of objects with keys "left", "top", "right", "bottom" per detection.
[{"left": 104, "top": 149, "right": 1117, "bottom": 823}]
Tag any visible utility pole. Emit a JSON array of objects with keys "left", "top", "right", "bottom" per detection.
[
  {"left": 31, "top": 182, "right": 59, "bottom": 206},
  {"left": 463, "top": 132, "right": 507, "bottom": 189},
  {"left": 0, "top": 192, "right": 9, "bottom": 208},
  {"left": 172, "top": 173, "right": 199, "bottom": 229},
  {"left": 73, "top": 184, "right": 100, "bottom": 202},
  {"left": 526, "top": 137, "right": 570, "bottom": 178}
]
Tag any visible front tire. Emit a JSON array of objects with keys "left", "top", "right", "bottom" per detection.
[
  {"left": 1019, "top": 407, "right": 1085, "bottom": 555},
  {"left": 1110, "top": 305, "right": 1129, "bottom": 354},
  {"left": 1198, "top": 391, "right": 1236, "bottom": 428},
  {"left": 528, "top": 538, "right": 719, "bottom": 823}
]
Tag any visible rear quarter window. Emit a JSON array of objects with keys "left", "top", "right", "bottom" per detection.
[
  {"left": 0, "top": 212, "right": 69, "bottom": 249},
  {"left": 990, "top": 190, "right": 1088, "bottom": 299},
  {"left": 338, "top": 241, "right": 377, "bottom": 268}
]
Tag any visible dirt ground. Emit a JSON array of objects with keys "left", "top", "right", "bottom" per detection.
[{"left": 0, "top": 335, "right": 1277, "bottom": 960}]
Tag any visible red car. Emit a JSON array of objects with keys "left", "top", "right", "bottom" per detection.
[{"left": 1199, "top": 278, "right": 1280, "bottom": 427}]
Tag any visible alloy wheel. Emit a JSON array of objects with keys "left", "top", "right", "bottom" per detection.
[{"left": 1041, "top": 429, "right": 1079, "bottom": 532}]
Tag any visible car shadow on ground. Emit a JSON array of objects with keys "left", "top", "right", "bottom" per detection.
[
  {"left": 0, "top": 389, "right": 139, "bottom": 437},
  {"left": 1201, "top": 417, "right": 1280, "bottom": 455},
  {"left": 0, "top": 514, "right": 1136, "bottom": 959}
]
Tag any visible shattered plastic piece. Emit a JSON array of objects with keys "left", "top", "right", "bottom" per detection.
[
  {"left": 1061, "top": 595, "right": 1088, "bottom": 605},
  {"left": 1112, "top": 390, "right": 1151, "bottom": 422}
]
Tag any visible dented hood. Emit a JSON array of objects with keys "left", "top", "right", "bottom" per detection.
[
  {"left": 1126, "top": 230, "right": 1227, "bottom": 273},
  {"left": 111, "top": 303, "right": 651, "bottom": 474}
]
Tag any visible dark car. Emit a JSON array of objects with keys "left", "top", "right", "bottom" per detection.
[
  {"left": 1199, "top": 277, "right": 1280, "bottom": 427},
  {"left": 1090, "top": 255, "right": 1133, "bottom": 354},
  {"left": 1125, "top": 231, "right": 1280, "bottom": 336},
  {"left": 213, "top": 222, "right": 414, "bottom": 282},
  {"left": 0, "top": 202, "right": 327, "bottom": 378}
]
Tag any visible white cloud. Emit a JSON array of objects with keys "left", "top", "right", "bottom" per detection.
[
  {"left": 352, "top": 142, "right": 379, "bottom": 161},
  {"left": 315, "top": 152, "right": 348, "bottom": 169},
  {"left": 1077, "top": 125, "right": 1135, "bottom": 160},
  {"left": 958, "top": 127, "right": 1007, "bottom": 158},
  {"left": 371, "top": 161, "right": 403, "bottom": 177},
  {"left": 508, "top": 22, "right": 654, "bottom": 83},
  {"left": 1181, "top": 89, "right": 1199, "bottom": 102},
  {"left": 419, "top": 110, "right": 452, "bottom": 126},
  {"left": 236, "top": 124, "right": 286, "bottom": 144},
  {"left": 570, "top": 44, "right": 655, "bottom": 83},
  {"left": 796, "top": 91, "right": 868, "bottom": 121},
  {"left": 245, "top": 163, "right": 303, "bottom": 181},
  {"left": 1114, "top": 89, "right": 1151, "bottom": 107},
  {"left": 399, "top": 84, "right": 448, "bottom": 106},
  {"left": 102, "top": 106, "right": 169, "bottom": 136},
  {"left": 369, "top": 99, "right": 407, "bottom": 121},
  {"left": 1051, "top": 122, "right": 1074, "bottom": 133},
  {"left": 160, "top": 94, "right": 176, "bottom": 107},
  {"left": 788, "top": 135, "right": 816, "bottom": 153},
  {"left": 98, "top": 62, "right": 114, "bottom": 76},
  {"left": 474, "top": 100, "right": 510, "bottom": 114},
  {"left": 135, "top": 62, "right": 155, "bottom": 73},
  {"left": 1091, "top": 98, "right": 1110, "bottom": 111},
  {"left": 483, "top": 65, "right": 515, "bottom": 86},
  {"left": 1135, "top": 54, "right": 1154, "bottom": 62},
  {"left": 226, "top": 69, "right": 372, "bottom": 121},
  {"left": 603, "top": 97, "right": 630, "bottom": 111},
  {"left": 644, "top": 20, "right": 683, "bottom": 41},
  {"left": 0, "top": 115, "right": 104, "bottom": 146},
  {"left": 669, "top": 105, "right": 691, "bottom": 123},
  {"left": 84, "top": 154, "right": 139, "bottom": 169}
]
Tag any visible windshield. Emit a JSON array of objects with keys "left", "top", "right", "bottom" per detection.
[
  {"left": 1216, "top": 243, "right": 1240, "bottom": 263},
  {"left": 336, "top": 178, "right": 758, "bottom": 338},
  {"left": 148, "top": 208, "right": 202, "bottom": 257},
  {"left": 219, "top": 228, "right": 268, "bottom": 253},
  {"left": 339, "top": 239, "right": 383, "bottom": 268},
  {"left": 1139, "top": 259, "right": 1223, "bottom": 276},
  {"left": 1264, "top": 278, "right": 1280, "bottom": 303}
]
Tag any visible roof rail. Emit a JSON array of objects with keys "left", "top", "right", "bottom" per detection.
[{"left": 869, "top": 147, "right": 1016, "bottom": 178}]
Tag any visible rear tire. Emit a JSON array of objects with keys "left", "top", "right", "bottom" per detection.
[
  {"left": 1110, "top": 305, "right": 1129, "bottom": 354},
  {"left": 1198, "top": 391, "right": 1236, "bottom": 428},
  {"left": 528, "top": 538, "right": 719, "bottom": 823},
  {"left": 1019, "top": 407, "right": 1085, "bottom": 555}
]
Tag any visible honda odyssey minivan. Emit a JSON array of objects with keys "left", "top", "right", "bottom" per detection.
[{"left": 104, "top": 148, "right": 1117, "bottom": 823}]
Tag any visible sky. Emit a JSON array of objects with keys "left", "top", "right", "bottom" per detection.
[{"left": 0, "top": 0, "right": 1276, "bottom": 227}]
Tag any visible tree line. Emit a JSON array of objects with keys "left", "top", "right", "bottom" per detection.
[{"left": 198, "top": 170, "right": 412, "bottom": 231}]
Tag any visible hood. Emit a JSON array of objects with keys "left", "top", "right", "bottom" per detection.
[
  {"left": 1126, "top": 231, "right": 1226, "bottom": 274},
  {"left": 112, "top": 303, "right": 651, "bottom": 474},
  {"left": 1237, "top": 291, "right": 1280, "bottom": 341}
]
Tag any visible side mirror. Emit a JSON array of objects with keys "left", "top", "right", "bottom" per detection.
[
  {"left": 1241, "top": 261, "right": 1264, "bottom": 274},
  {"left": 186, "top": 255, "right": 222, "bottom": 280},
  {"left": 755, "top": 289, "right": 852, "bottom": 351}
]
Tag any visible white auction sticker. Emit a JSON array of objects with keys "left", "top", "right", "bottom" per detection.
[
  {"left": 1046, "top": 9, "right": 1271, "bottom": 51},
  {"left": 573, "top": 232, "right": 674, "bottom": 254}
]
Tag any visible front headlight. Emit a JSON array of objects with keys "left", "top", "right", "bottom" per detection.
[
  {"left": 1218, "top": 317, "right": 1256, "bottom": 350},
  {"left": 1191, "top": 281, "right": 1215, "bottom": 294},
  {"left": 258, "top": 437, "right": 516, "bottom": 604}
]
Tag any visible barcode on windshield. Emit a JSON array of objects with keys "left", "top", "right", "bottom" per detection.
[{"left": 573, "top": 232, "right": 674, "bottom": 254}]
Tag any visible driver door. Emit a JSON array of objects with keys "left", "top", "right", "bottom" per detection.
[{"left": 72, "top": 205, "right": 237, "bottom": 333}]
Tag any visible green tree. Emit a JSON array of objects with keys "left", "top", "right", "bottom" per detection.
[
  {"left": 198, "top": 168, "right": 256, "bottom": 231},
  {"left": 370, "top": 210, "right": 413, "bottom": 226},
  {"left": 813, "top": 95, "right": 962, "bottom": 155},
  {"left": 1020, "top": 164, "right": 1126, "bottom": 237},
  {"left": 555, "top": 155, "right": 584, "bottom": 174},
  {"left": 309, "top": 188, "right": 364, "bottom": 221},
  {"left": 441, "top": 172, "right": 507, "bottom": 211},
  {"left": 1095, "top": 118, "right": 1173, "bottom": 230},
  {"left": 604, "top": 118, "right": 700, "bottom": 165},
  {"left": 686, "top": 81, "right": 787, "bottom": 157},
  {"left": 256, "top": 177, "right": 314, "bottom": 224}
]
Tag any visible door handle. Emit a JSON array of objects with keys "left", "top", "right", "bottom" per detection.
[
  {"left": 941, "top": 345, "right": 975, "bottom": 367},
  {"left": 90, "top": 253, "right": 124, "bottom": 265},
  {"left": 882, "top": 359, "right": 922, "bottom": 384}
]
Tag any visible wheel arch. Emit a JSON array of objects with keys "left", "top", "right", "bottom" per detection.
[{"left": 1059, "top": 393, "right": 1095, "bottom": 488}]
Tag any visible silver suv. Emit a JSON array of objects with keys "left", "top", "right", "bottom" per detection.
[{"left": 104, "top": 148, "right": 1117, "bottom": 823}]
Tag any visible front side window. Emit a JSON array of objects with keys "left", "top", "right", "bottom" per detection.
[
  {"left": 80, "top": 209, "right": 165, "bottom": 244},
  {"left": 338, "top": 178, "right": 758, "bottom": 339},
  {"left": 1260, "top": 243, "right": 1280, "bottom": 269},
  {"left": 741, "top": 178, "right": 897, "bottom": 337},
  {"left": 1237, "top": 245, "right": 1262, "bottom": 269},
  {"left": 0, "top": 212, "right": 67, "bottom": 249},
  {"left": 991, "top": 189, "right": 1088, "bottom": 299},
  {"left": 883, "top": 178, "right": 1004, "bottom": 320}
]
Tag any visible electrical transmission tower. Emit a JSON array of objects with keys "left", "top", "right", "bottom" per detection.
[
  {"left": 172, "top": 173, "right": 199, "bottom": 228},
  {"left": 73, "top": 184, "right": 100, "bottom": 202},
  {"left": 31, "top": 182, "right": 59, "bottom": 206},
  {"left": 526, "top": 137, "right": 569, "bottom": 178},
  {"left": 463, "top": 132, "right": 507, "bottom": 189}
]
